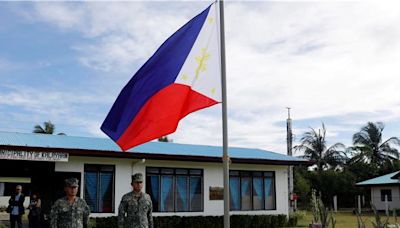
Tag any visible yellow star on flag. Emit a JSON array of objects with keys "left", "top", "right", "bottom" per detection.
[
  {"left": 211, "top": 88, "right": 216, "bottom": 95},
  {"left": 181, "top": 74, "right": 189, "bottom": 81}
]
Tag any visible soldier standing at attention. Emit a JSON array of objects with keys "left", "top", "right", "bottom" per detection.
[
  {"left": 50, "top": 178, "right": 90, "bottom": 228},
  {"left": 118, "top": 173, "right": 153, "bottom": 228}
]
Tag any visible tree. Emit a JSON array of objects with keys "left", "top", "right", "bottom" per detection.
[
  {"left": 294, "top": 123, "right": 347, "bottom": 173},
  {"left": 33, "top": 121, "right": 55, "bottom": 134},
  {"left": 352, "top": 122, "right": 400, "bottom": 167},
  {"left": 158, "top": 136, "right": 172, "bottom": 142},
  {"left": 293, "top": 167, "right": 311, "bottom": 207},
  {"left": 305, "top": 169, "right": 361, "bottom": 208}
]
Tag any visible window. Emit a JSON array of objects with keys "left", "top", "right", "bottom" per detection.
[
  {"left": 381, "top": 189, "right": 392, "bottom": 201},
  {"left": 146, "top": 167, "right": 203, "bottom": 212},
  {"left": 229, "top": 170, "right": 276, "bottom": 211},
  {"left": 84, "top": 165, "right": 115, "bottom": 213}
]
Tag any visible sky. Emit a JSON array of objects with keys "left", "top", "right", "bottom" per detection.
[{"left": 1, "top": 1, "right": 400, "bottom": 155}]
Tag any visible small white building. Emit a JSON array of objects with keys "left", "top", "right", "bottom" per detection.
[
  {"left": 0, "top": 131, "right": 309, "bottom": 217},
  {"left": 356, "top": 171, "right": 400, "bottom": 210}
]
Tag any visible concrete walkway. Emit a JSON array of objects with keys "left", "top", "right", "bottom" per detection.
[
  {"left": 0, "top": 220, "right": 29, "bottom": 227},
  {"left": 0, "top": 212, "right": 29, "bottom": 227}
]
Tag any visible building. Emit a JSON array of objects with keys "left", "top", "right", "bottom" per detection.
[
  {"left": 0, "top": 131, "right": 310, "bottom": 217},
  {"left": 356, "top": 171, "right": 400, "bottom": 210}
]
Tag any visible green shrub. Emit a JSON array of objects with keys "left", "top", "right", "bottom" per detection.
[
  {"left": 288, "top": 210, "right": 306, "bottom": 227},
  {"left": 370, "top": 203, "right": 389, "bottom": 228},
  {"left": 92, "top": 216, "right": 117, "bottom": 228},
  {"left": 91, "top": 214, "right": 294, "bottom": 228}
]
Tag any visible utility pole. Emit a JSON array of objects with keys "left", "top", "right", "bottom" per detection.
[{"left": 286, "top": 107, "right": 294, "bottom": 212}]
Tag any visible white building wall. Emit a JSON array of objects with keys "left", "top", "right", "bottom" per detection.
[
  {"left": 134, "top": 159, "right": 289, "bottom": 217},
  {"left": 55, "top": 156, "right": 134, "bottom": 218},
  {"left": 370, "top": 186, "right": 400, "bottom": 210},
  {"left": 55, "top": 156, "right": 289, "bottom": 217}
]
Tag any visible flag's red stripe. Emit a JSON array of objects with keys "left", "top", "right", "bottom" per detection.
[{"left": 116, "top": 83, "right": 218, "bottom": 151}]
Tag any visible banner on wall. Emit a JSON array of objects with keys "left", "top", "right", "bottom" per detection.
[{"left": 0, "top": 150, "right": 69, "bottom": 162}]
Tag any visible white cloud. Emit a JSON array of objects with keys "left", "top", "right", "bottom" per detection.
[
  {"left": 30, "top": 2, "right": 207, "bottom": 73},
  {"left": 33, "top": 3, "right": 86, "bottom": 30},
  {"left": 10, "top": 1, "right": 400, "bottom": 153},
  {"left": 0, "top": 85, "right": 109, "bottom": 135}
]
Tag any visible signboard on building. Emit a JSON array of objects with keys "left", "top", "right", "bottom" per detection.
[
  {"left": 0, "top": 150, "right": 69, "bottom": 162},
  {"left": 209, "top": 186, "right": 224, "bottom": 200}
]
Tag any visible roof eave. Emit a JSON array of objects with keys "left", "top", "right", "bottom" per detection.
[
  {"left": 0, "top": 145, "right": 311, "bottom": 165},
  {"left": 356, "top": 183, "right": 400, "bottom": 187}
]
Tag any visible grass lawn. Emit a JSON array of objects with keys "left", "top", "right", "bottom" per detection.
[{"left": 296, "top": 211, "right": 399, "bottom": 228}]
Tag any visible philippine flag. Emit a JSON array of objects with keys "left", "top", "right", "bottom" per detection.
[{"left": 101, "top": 3, "right": 221, "bottom": 151}]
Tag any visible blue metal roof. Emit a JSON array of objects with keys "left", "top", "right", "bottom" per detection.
[
  {"left": 0, "top": 131, "right": 307, "bottom": 162},
  {"left": 356, "top": 171, "right": 400, "bottom": 186}
]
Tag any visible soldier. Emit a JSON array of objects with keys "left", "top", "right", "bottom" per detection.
[
  {"left": 118, "top": 173, "right": 153, "bottom": 228},
  {"left": 50, "top": 178, "right": 90, "bottom": 228}
]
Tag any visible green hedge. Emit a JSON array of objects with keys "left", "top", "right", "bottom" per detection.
[{"left": 92, "top": 214, "right": 295, "bottom": 228}]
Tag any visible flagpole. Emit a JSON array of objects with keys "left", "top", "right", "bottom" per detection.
[{"left": 218, "top": 0, "right": 230, "bottom": 227}]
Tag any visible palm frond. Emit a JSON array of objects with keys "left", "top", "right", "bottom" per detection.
[
  {"left": 33, "top": 125, "right": 45, "bottom": 134},
  {"left": 294, "top": 123, "right": 346, "bottom": 171},
  {"left": 33, "top": 121, "right": 55, "bottom": 134},
  {"left": 352, "top": 122, "right": 400, "bottom": 166}
]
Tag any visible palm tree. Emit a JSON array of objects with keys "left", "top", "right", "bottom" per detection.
[
  {"left": 33, "top": 121, "right": 55, "bottom": 134},
  {"left": 294, "top": 123, "right": 347, "bottom": 173},
  {"left": 352, "top": 122, "right": 400, "bottom": 166}
]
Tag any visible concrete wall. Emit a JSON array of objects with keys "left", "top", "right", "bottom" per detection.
[
  {"left": 371, "top": 186, "right": 400, "bottom": 210},
  {"left": 0, "top": 196, "right": 30, "bottom": 209},
  {"left": 70, "top": 157, "right": 289, "bottom": 217}
]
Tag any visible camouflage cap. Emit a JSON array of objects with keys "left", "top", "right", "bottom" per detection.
[
  {"left": 65, "top": 178, "right": 79, "bottom": 187},
  {"left": 132, "top": 173, "right": 143, "bottom": 183}
]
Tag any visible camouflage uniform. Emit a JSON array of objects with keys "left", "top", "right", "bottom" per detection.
[
  {"left": 50, "top": 197, "right": 90, "bottom": 228},
  {"left": 118, "top": 173, "right": 153, "bottom": 228},
  {"left": 50, "top": 178, "right": 90, "bottom": 228}
]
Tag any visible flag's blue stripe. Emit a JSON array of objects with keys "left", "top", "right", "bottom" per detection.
[{"left": 101, "top": 5, "right": 212, "bottom": 141}]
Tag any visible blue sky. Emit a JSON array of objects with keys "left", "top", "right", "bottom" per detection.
[{"left": 1, "top": 1, "right": 400, "bottom": 154}]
